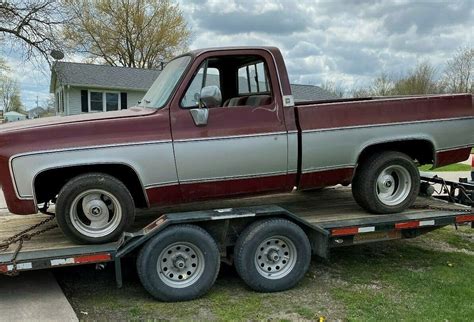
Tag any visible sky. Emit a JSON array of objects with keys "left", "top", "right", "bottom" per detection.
[{"left": 1, "top": 0, "right": 473, "bottom": 110}]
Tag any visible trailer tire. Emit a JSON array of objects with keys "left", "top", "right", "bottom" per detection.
[
  {"left": 234, "top": 219, "right": 311, "bottom": 293},
  {"left": 56, "top": 173, "right": 135, "bottom": 244},
  {"left": 352, "top": 151, "right": 420, "bottom": 214},
  {"left": 137, "top": 225, "right": 220, "bottom": 302}
]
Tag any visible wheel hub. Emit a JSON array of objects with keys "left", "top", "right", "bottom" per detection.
[
  {"left": 70, "top": 189, "right": 123, "bottom": 238},
  {"left": 255, "top": 236, "right": 297, "bottom": 279},
  {"left": 376, "top": 165, "right": 412, "bottom": 206},
  {"left": 158, "top": 242, "right": 205, "bottom": 288}
]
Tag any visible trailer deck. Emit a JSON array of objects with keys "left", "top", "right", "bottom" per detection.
[{"left": 1, "top": 187, "right": 471, "bottom": 265}]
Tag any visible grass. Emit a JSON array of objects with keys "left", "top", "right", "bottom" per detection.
[
  {"left": 419, "top": 163, "right": 471, "bottom": 172},
  {"left": 55, "top": 226, "right": 474, "bottom": 320},
  {"left": 329, "top": 226, "right": 474, "bottom": 321}
]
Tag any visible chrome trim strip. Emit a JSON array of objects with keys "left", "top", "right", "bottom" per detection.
[
  {"left": 301, "top": 164, "right": 355, "bottom": 174},
  {"left": 9, "top": 140, "right": 172, "bottom": 159},
  {"left": 144, "top": 181, "right": 179, "bottom": 189},
  {"left": 173, "top": 131, "right": 287, "bottom": 142},
  {"left": 180, "top": 170, "right": 289, "bottom": 184},
  {"left": 436, "top": 144, "right": 474, "bottom": 152},
  {"left": 301, "top": 116, "right": 474, "bottom": 133}
]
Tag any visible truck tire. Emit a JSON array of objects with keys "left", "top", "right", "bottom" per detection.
[
  {"left": 234, "top": 219, "right": 311, "bottom": 293},
  {"left": 137, "top": 225, "right": 220, "bottom": 302},
  {"left": 352, "top": 151, "right": 420, "bottom": 214},
  {"left": 55, "top": 173, "right": 135, "bottom": 244}
]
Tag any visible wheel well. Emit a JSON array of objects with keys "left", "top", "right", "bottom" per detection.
[
  {"left": 34, "top": 164, "right": 148, "bottom": 208},
  {"left": 357, "top": 140, "right": 435, "bottom": 166}
]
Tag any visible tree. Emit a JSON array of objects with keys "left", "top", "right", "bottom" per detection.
[
  {"left": 442, "top": 47, "right": 473, "bottom": 94},
  {"left": 0, "top": 1, "right": 68, "bottom": 64},
  {"left": 392, "top": 62, "right": 440, "bottom": 95},
  {"left": 64, "top": 0, "right": 190, "bottom": 68},
  {"left": 320, "top": 81, "right": 345, "bottom": 98},
  {"left": 0, "top": 72, "right": 23, "bottom": 113}
]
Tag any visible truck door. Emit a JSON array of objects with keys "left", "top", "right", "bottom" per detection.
[{"left": 170, "top": 50, "right": 290, "bottom": 201}]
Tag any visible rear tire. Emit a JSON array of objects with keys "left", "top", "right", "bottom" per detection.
[
  {"left": 352, "top": 151, "right": 420, "bottom": 214},
  {"left": 137, "top": 225, "right": 220, "bottom": 302},
  {"left": 234, "top": 219, "right": 311, "bottom": 293}
]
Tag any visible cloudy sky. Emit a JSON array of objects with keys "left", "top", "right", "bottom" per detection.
[{"left": 2, "top": 0, "right": 473, "bottom": 109}]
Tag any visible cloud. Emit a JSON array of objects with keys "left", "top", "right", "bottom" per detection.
[{"left": 2, "top": 0, "right": 473, "bottom": 104}]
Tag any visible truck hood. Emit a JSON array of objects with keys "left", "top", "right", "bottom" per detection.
[{"left": 0, "top": 106, "right": 156, "bottom": 133}]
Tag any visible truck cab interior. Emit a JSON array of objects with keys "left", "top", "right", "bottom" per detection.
[{"left": 181, "top": 55, "right": 274, "bottom": 109}]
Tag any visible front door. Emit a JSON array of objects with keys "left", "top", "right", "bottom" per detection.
[{"left": 170, "top": 50, "right": 289, "bottom": 201}]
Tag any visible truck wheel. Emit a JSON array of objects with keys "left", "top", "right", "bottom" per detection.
[
  {"left": 137, "top": 225, "right": 220, "bottom": 302},
  {"left": 352, "top": 151, "right": 420, "bottom": 214},
  {"left": 56, "top": 173, "right": 135, "bottom": 244},
  {"left": 234, "top": 219, "right": 311, "bottom": 293}
]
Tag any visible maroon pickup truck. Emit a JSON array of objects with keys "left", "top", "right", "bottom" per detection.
[{"left": 0, "top": 47, "right": 473, "bottom": 244}]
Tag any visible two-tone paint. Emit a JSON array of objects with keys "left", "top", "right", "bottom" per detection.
[{"left": 0, "top": 46, "right": 473, "bottom": 216}]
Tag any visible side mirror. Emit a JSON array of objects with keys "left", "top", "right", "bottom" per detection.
[
  {"left": 189, "top": 108, "right": 209, "bottom": 126},
  {"left": 199, "top": 85, "right": 222, "bottom": 108}
]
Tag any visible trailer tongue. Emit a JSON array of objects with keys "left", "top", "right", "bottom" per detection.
[{"left": 1, "top": 184, "right": 472, "bottom": 301}]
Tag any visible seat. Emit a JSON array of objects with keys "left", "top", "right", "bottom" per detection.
[
  {"left": 245, "top": 95, "right": 272, "bottom": 106},
  {"left": 223, "top": 96, "right": 248, "bottom": 107}
]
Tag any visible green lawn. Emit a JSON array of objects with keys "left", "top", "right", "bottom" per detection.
[
  {"left": 55, "top": 225, "right": 474, "bottom": 320},
  {"left": 419, "top": 163, "right": 471, "bottom": 172}
]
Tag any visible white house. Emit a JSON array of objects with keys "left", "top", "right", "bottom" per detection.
[
  {"left": 4, "top": 111, "right": 27, "bottom": 122},
  {"left": 50, "top": 62, "right": 160, "bottom": 116}
]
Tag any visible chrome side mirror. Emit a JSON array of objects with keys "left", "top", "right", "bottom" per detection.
[{"left": 189, "top": 108, "right": 209, "bottom": 126}]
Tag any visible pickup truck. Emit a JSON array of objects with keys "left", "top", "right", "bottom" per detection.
[{"left": 0, "top": 46, "right": 473, "bottom": 244}]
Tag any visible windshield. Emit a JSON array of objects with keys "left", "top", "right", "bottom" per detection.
[{"left": 139, "top": 55, "right": 191, "bottom": 109}]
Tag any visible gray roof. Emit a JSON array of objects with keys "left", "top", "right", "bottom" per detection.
[
  {"left": 50, "top": 62, "right": 338, "bottom": 101},
  {"left": 290, "top": 84, "right": 339, "bottom": 102},
  {"left": 51, "top": 62, "right": 161, "bottom": 92}
]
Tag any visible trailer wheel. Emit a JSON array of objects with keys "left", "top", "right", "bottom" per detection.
[
  {"left": 56, "top": 173, "right": 135, "bottom": 244},
  {"left": 137, "top": 225, "right": 220, "bottom": 302},
  {"left": 352, "top": 151, "right": 420, "bottom": 214},
  {"left": 234, "top": 219, "right": 311, "bottom": 293}
]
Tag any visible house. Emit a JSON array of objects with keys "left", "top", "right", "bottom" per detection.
[
  {"left": 50, "top": 62, "right": 338, "bottom": 116},
  {"left": 27, "top": 107, "right": 46, "bottom": 119},
  {"left": 4, "top": 111, "right": 27, "bottom": 122},
  {"left": 0, "top": 110, "right": 3, "bottom": 123},
  {"left": 50, "top": 62, "right": 160, "bottom": 116}
]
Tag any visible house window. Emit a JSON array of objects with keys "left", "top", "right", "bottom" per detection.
[
  {"left": 87, "top": 91, "right": 123, "bottom": 112},
  {"left": 90, "top": 91, "right": 103, "bottom": 112}
]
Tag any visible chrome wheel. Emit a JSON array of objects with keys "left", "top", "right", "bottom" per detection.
[
  {"left": 70, "top": 189, "right": 123, "bottom": 238},
  {"left": 376, "top": 165, "right": 412, "bottom": 206},
  {"left": 157, "top": 242, "right": 205, "bottom": 288},
  {"left": 254, "top": 236, "right": 297, "bottom": 279}
]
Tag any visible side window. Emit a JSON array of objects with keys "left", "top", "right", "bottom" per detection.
[
  {"left": 238, "top": 61, "right": 270, "bottom": 95},
  {"left": 181, "top": 62, "right": 220, "bottom": 108}
]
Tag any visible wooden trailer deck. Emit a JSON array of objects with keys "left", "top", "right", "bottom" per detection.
[{"left": 0, "top": 187, "right": 470, "bottom": 263}]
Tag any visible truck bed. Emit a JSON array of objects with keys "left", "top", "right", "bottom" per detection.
[{"left": 0, "top": 187, "right": 470, "bottom": 264}]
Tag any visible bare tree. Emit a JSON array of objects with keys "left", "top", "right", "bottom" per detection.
[
  {"left": 392, "top": 62, "right": 440, "bottom": 95},
  {"left": 64, "top": 0, "right": 190, "bottom": 68},
  {"left": 0, "top": 76, "right": 23, "bottom": 112},
  {"left": 442, "top": 47, "right": 473, "bottom": 94},
  {"left": 320, "top": 81, "right": 345, "bottom": 98},
  {"left": 0, "top": 0, "right": 68, "bottom": 64}
]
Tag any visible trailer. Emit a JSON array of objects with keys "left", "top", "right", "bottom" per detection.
[{"left": 1, "top": 181, "right": 473, "bottom": 302}]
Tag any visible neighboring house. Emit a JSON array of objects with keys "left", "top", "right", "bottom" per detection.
[
  {"left": 0, "top": 110, "right": 3, "bottom": 123},
  {"left": 50, "top": 62, "right": 160, "bottom": 116},
  {"left": 50, "top": 62, "right": 338, "bottom": 116},
  {"left": 27, "top": 107, "right": 46, "bottom": 119},
  {"left": 4, "top": 111, "right": 27, "bottom": 122}
]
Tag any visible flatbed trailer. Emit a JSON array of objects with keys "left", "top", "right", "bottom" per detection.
[{"left": 1, "top": 184, "right": 473, "bottom": 301}]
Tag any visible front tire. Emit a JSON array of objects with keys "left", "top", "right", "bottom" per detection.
[
  {"left": 352, "top": 151, "right": 420, "bottom": 214},
  {"left": 55, "top": 173, "right": 135, "bottom": 244},
  {"left": 234, "top": 219, "right": 311, "bottom": 293},
  {"left": 137, "top": 225, "right": 220, "bottom": 302}
]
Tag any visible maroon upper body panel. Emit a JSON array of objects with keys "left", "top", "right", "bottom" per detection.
[{"left": 297, "top": 94, "right": 473, "bottom": 131}]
